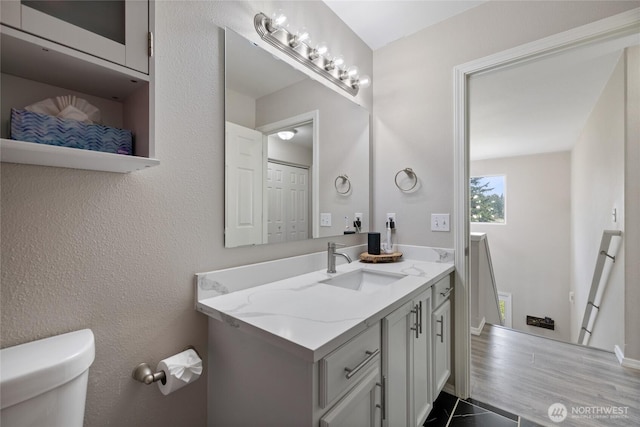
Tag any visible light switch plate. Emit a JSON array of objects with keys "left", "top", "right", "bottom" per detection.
[
  {"left": 431, "top": 214, "right": 450, "bottom": 231},
  {"left": 320, "top": 213, "right": 332, "bottom": 227}
]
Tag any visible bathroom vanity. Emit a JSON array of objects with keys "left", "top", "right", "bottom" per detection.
[{"left": 197, "top": 247, "right": 453, "bottom": 427}]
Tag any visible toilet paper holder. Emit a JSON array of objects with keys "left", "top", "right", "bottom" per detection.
[{"left": 132, "top": 346, "right": 200, "bottom": 385}]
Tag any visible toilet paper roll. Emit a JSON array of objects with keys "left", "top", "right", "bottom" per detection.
[{"left": 157, "top": 349, "right": 203, "bottom": 395}]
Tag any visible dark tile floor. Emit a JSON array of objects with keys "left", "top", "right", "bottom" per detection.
[{"left": 424, "top": 392, "right": 544, "bottom": 427}]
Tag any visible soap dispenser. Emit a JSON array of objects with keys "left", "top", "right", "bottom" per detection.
[{"left": 384, "top": 217, "right": 395, "bottom": 253}]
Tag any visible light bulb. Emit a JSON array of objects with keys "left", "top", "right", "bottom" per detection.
[
  {"left": 309, "top": 42, "right": 328, "bottom": 60},
  {"left": 316, "top": 42, "right": 328, "bottom": 56},
  {"left": 326, "top": 55, "right": 344, "bottom": 71},
  {"left": 346, "top": 66, "right": 359, "bottom": 78},
  {"left": 296, "top": 27, "right": 310, "bottom": 43},
  {"left": 270, "top": 10, "right": 287, "bottom": 30},
  {"left": 357, "top": 75, "right": 371, "bottom": 89},
  {"left": 290, "top": 27, "right": 311, "bottom": 47}
]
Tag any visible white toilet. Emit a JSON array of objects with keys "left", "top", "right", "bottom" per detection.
[{"left": 0, "top": 329, "right": 95, "bottom": 427}]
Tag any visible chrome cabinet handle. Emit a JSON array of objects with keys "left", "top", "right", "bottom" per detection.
[
  {"left": 440, "top": 287, "right": 453, "bottom": 298},
  {"left": 418, "top": 301, "right": 423, "bottom": 335},
  {"left": 376, "top": 376, "right": 386, "bottom": 420},
  {"left": 436, "top": 315, "right": 444, "bottom": 343},
  {"left": 344, "top": 349, "right": 380, "bottom": 379},
  {"left": 410, "top": 306, "right": 419, "bottom": 339}
]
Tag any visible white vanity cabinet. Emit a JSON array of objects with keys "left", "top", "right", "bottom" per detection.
[
  {"left": 209, "top": 318, "right": 382, "bottom": 427},
  {"left": 432, "top": 276, "right": 452, "bottom": 397},
  {"left": 0, "top": 1, "right": 158, "bottom": 173},
  {"left": 382, "top": 289, "right": 433, "bottom": 427},
  {"left": 199, "top": 256, "right": 456, "bottom": 427}
]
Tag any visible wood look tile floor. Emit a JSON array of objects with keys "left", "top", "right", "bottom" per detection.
[{"left": 471, "top": 324, "right": 640, "bottom": 426}]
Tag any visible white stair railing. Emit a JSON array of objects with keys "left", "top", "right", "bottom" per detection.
[{"left": 578, "top": 230, "right": 623, "bottom": 346}]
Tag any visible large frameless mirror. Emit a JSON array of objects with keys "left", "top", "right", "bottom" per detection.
[{"left": 224, "top": 28, "right": 370, "bottom": 248}]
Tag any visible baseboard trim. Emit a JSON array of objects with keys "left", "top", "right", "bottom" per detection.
[
  {"left": 470, "top": 317, "right": 486, "bottom": 336},
  {"left": 443, "top": 383, "right": 456, "bottom": 396},
  {"left": 614, "top": 345, "right": 625, "bottom": 364},
  {"left": 614, "top": 345, "right": 640, "bottom": 370}
]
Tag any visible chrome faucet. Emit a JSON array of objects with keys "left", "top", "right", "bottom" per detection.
[{"left": 327, "top": 242, "right": 352, "bottom": 273}]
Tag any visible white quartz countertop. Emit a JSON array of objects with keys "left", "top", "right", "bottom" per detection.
[{"left": 197, "top": 258, "right": 454, "bottom": 362}]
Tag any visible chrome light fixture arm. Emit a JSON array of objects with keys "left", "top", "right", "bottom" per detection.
[{"left": 254, "top": 12, "right": 364, "bottom": 96}]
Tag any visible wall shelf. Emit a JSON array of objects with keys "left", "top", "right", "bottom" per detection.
[{"left": 1, "top": 138, "right": 159, "bottom": 173}]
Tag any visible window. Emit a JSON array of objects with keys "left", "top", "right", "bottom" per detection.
[{"left": 470, "top": 175, "right": 505, "bottom": 223}]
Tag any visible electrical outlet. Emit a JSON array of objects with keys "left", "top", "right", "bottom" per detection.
[
  {"left": 354, "top": 213, "right": 363, "bottom": 222},
  {"left": 320, "top": 213, "right": 332, "bottom": 227},
  {"left": 569, "top": 291, "right": 575, "bottom": 304},
  {"left": 431, "top": 214, "right": 450, "bottom": 232},
  {"left": 386, "top": 213, "right": 396, "bottom": 225}
]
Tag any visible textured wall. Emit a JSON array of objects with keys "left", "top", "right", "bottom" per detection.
[{"left": 0, "top": 1, "right": 371, "bottom": 426}]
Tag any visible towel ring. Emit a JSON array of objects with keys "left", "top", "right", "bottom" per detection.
[
  {"left": 335, "top": 174, "right": 351, "bottom": 195},
  {"left": 395, "top": 168, "right": 418, "bottom": 192}
]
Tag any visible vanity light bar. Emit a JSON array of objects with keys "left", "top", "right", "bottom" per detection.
[{"left": 254, "top": 12, "right": 369, "bottom": 96}]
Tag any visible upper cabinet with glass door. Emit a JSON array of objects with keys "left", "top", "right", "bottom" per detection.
[{"left": 1, "top": 0, "right": 149, "bottom": 73}]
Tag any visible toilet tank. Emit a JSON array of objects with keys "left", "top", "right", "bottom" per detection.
[{"left": 1, "top": 329, "right": 95, "bottom": 427}]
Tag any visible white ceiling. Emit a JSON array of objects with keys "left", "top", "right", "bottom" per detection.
[
  {"left": 470, "top": 32, "right": 639, "bottom": 160},
  {"left": 323, "top": 0, "right": 485, "bottom": 50}
]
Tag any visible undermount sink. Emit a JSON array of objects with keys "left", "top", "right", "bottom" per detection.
[{"left": 320, "top": 269, "right": 406, "bottom": 292}]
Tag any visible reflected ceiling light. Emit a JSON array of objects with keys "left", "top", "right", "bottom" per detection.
[
  {"left": 254, "top": 12, "right": 371, "bottom": 96},
  {"left": 277, "top": 129, "right": 297, "bottom": 140}
]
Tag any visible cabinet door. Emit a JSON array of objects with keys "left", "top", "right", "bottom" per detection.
[
  {"left": 320, "top": 367, "right": 381, "bottom": 427},
  {"left": 432, "top": 299, "right": 451, "bottom": 397},
  {"left": 412, "top": 289, "right": 432, "bottom": 427},
  {"left": 19, "top": 0, "right": 149, "bottom": 73},
  {"left": 381, "top": 301, "right": 413, "bottom": 426}
]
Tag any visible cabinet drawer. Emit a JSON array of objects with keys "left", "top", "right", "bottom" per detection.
[
  {"left": 432, "top": 275, "right": 452, "bottom": 309},
  {"left": 319, "top": 323, "right": 381, "bottom": 408}
]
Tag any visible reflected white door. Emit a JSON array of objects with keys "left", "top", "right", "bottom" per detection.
[
  {"left": 225, "top": 122, "right": 266, "bottom": 247},
  {"left": 267, "top": 162, "right": 309, "bottom": 243}
]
